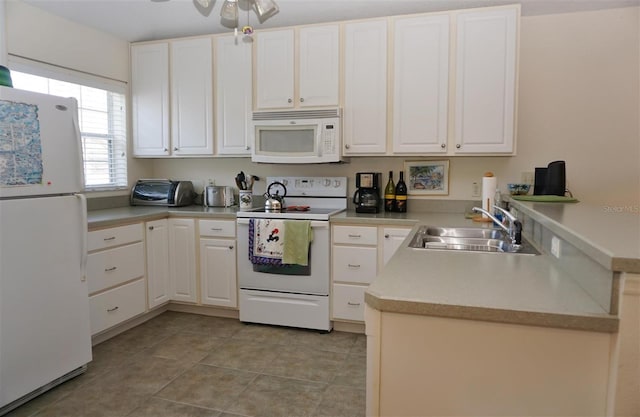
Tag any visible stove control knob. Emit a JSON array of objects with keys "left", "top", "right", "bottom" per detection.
[
  {"left": 324, "top": 179, "right": 331, "bottom": 187},
  {"left": 334, "top": 179, "right": 341, "bottom": 187}
]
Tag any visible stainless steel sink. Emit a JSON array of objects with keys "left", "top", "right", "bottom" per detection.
[
  {"left": 424, "top": 227, "right": 505, "bottom": 240},
  {"left": 409, "top": 226, "right": 539, "bottom": 255}
]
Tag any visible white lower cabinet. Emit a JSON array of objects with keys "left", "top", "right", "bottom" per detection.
[
  {"left": 199, "top": 220, "right": 238, "bottom": 308},
  {"left": 332, "top": 225, "right": 378, "bottom": 321},
  {"left": 169, "top": 218, "right": 197, "bottom": 303},
  {"left": 145, "top": 219, "right": 171, "bottom": 308},
  {"left": 381, "top": 227, "right": 412, "bottom": 267},
  {"left": 332, "top": 224, "right": 411, "bottom": 323},
  {"left": 87, "top": 223, "right": 146, "bottom": 335},
  {"left": 89, "top": 279, "right": 146, "bottom": 335}
]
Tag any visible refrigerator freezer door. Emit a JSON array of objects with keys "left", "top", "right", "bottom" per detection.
[
  {"left": 0, "top": 87, "right": 83, "bottom": 198},
  {"left": 0, "top": 195, "right": 92, "bottom": 408}
]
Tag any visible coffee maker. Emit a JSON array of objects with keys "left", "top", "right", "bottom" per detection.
[{"left": 353, "top": 172, "right": 381, "bottom": 213}]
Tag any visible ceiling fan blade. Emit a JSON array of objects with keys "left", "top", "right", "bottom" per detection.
[{"left": 253, "top": 0, "right": 279, "bottom": 22}]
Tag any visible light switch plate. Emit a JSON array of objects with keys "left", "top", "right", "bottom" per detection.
[{"left": 551, "top": 236, "right": 561, "bottom": 258}]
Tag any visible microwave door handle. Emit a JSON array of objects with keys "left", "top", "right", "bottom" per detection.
[{"left": 317, "top": 129, "right": 322, "bottom": 157}]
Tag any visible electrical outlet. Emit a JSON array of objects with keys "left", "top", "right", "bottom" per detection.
[
  {"left": 472, "top": 182, "right": 480, "bottom": 197},
  {"left": 551, "top": 236, "right": 561, "bottom": 258}
]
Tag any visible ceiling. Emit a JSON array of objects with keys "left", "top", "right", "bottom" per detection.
[{"left": 18, "top": 0, "right": 640, "bottom": 42}]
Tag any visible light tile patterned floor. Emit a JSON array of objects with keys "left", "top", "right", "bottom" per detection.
[{"left": 6, "top": 312, "right": 366, "bottom": 417}]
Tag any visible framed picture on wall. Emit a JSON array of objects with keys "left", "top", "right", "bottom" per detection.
[{"left": 404, "top": 160, "right": 450, "bottom": 196}]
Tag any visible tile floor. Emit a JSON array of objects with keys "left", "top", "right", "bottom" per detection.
[{"left": 6, "top": 312, "right": 366, "bottom": 417}]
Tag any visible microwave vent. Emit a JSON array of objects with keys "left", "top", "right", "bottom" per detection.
[{"left": 252, "top": 108, "right": 341, "bottom": 121}]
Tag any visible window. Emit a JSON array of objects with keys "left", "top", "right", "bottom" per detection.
[{"left": 8, "top": 61, "right": 127, "bottom": 191}]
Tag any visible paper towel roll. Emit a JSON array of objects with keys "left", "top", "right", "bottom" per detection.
[{"left": 481, "top": 174, "right": 497, "bottom": 219}]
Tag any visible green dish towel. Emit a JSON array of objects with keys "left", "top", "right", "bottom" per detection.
[
  {"left": 512, "top": 195, "right": 579, "bottom": 203},
  {"left": 283, "top": 220, "right": 314, "bottom": 266}
]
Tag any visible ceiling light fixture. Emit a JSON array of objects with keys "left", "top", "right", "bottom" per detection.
[{"left": 220, "top": 0, "right": 279, "bottom": 25}]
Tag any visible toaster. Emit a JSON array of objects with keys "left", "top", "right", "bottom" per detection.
[
  {"left": 130, "top": 179, "right": 195, "bottom": 207},
  {"left": 203, "top": 185, "right": 235, "bottom": 207}
]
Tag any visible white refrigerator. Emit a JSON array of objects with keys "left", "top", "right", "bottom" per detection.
[{"left": 0, "top": 87, "right": 92, "bottom": 414}]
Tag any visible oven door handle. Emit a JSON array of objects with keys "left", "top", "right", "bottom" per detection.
[{"left": 237, "top": 218, "right": 329, "bottom": 229}]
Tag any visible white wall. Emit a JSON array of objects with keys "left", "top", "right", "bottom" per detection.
[{"left": 0, "top": 0, "right": 7, "bottom": 65}]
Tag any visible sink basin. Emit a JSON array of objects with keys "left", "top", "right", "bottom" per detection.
[
  {"left": 409, "top": 226, "right": 539, "bottom": 255},
  {"left": 424, "top": 227, "right": 505, "bottom": 239}
]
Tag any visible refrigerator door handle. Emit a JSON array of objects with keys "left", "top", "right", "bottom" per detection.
[{"left": 77, "top": 193, "right": 88, "bottom": 282}]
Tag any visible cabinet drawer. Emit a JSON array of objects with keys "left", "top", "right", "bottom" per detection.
[
  {"left": 333, "top": 246, "right": 377, "bottom": 284},
  {"left": 89, "top": 278, "right": 146, "bottom": 335},
  {"left": 88, "top": 223, "right": 143, "bottom": 251},
  {"left": 333, "top": 283, "right": 366, "bottom": 321},
  {"left": 199, "top": 219, "right": 236, "bottom": 238},
  {"left": 87, "top": 242, "right": 145, "bottom": 294},
  {"left": 332, "top": 225, "right": 377, "bottom": 245}
]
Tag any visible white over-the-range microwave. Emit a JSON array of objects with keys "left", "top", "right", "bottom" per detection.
[{"left": 250, "top": 108, "right": 347, "bottom": 164}]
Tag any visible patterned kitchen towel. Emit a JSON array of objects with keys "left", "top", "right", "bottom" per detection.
[
  {"left": 282, "top": 220, "right": 313, "bottom": 266},
  {"left": 249, "top": 219, "right": 284, "bottom": 265}
]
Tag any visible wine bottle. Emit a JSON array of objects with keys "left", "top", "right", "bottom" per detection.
[
  {"left": 384, "top": 171, "right": 395, "bottom": 212},
  {"left": 395, "top": 171, "right": 407, "bottom": 213}
]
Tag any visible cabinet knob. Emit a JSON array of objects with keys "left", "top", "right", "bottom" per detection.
[
  {"left": 441, "top": 143, "right": 446, "bottom": 149},
  {"left": 148, "top": 226, "right": 154, "bottom": 231},
  {"left": 228, "top": 245, "right": 234, "bottom": 250},
  {"left": 384, "top": 234, "right": 390, "bottom": 238},
  {"left": 456, "top": 144, "right": 461, "bottom": 149},
  {"left": 288, "top": 98, "right": 292, "bottom": 103},
  {"left": 163, "top": 148, "right": 168, "bottom": 152},
  {"left": 300, "top": 98, "right": 304, "bottom": 103},
  {"left": 174, "top": 147, "right": 178, "bottom": 151},
  {"left": 345, "top": 144, "right": 350, "bottom": 149},
  {"left": 245, "top": 146, "right": 251, "bottom": 150}
]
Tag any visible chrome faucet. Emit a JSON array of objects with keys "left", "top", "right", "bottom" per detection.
[{"left": 472, "top": 205, "right": 522, "bottom": 246}]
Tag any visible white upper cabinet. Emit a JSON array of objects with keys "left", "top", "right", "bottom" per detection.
[
  {"left": 343, "top": 19, "right": 388, "bottom": 154},
  {"left": 215, "top": 35, "right": 253, "bottom": 155},
  {"left": 255, "top": 25, "right": 339, "bottom": 109},
  {"left": 131, "top": 43, "right": 170, "bottom": 156},
  {"left": 454, "top": 7, "right": 518, "bottom": 153},
  {"left": 255, "top": 29, "right": 295, "bottom": 109},
  {"left": 170, "top": 37, "right": 214, "bottom": 155},
  {"left": 392, "top": 14, "right": 450, "bottom": 154},
  {"left": 298, "top": 25, "right": 340, "bottom": 107},
  {"left": 131, "top": 38, "right": 214, "bottom": 157}
]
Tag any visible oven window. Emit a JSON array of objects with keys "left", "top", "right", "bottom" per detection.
[{"left": 258, "top": 127, "right": 316, "bottom": 154}]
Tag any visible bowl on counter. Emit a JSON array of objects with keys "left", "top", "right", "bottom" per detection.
[{"left": 507, "top": 183, "right": 531, "bottom": 195}]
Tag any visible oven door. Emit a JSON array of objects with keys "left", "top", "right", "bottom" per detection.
[{"left": 237, "top": 219, "right": 329, "bottom": 295}]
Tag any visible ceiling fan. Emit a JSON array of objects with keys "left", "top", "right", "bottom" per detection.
[{"left": 194, "top": 0, "right": 279, "bottom": 23}]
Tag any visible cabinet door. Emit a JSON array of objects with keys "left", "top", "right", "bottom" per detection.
[
  {"left": 215, "top": 35, "right": 253, "bottom": 155},
  {"left": 298, "top": 25, "right": 340, "bottom": 107},
  {"left": 454, "top": 7, "right": 517, "bottom": 153},
  {"left": 200, "top": 238, "right": 237, "bottom": 308},
  {"left": 146, "top": 219, "right": 170, "bottom": 308},
  {"left": 343, "top": 20, "right": 388, "bottom": 154},
  {"left": 392, "top": 15, "right": 449, "bottom": 154},
  {"left": 381, "top": 227, "right": 411, "bottom": 266},
  {"left": 256, "top": 29, "right": 295, "bottom": 109},
  {"left": 171, "top": 37, "right": 214, "bottom": 155},
  {"left": 131, "top": 43, "right": 170, "bottom": 156},
  {"left": 168, "top": 218, "right": 197, "bottom": 303}
]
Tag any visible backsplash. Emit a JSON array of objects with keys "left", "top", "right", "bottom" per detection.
[{"left": 513, "top": 205, "right": 616, "bottom": 314}]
